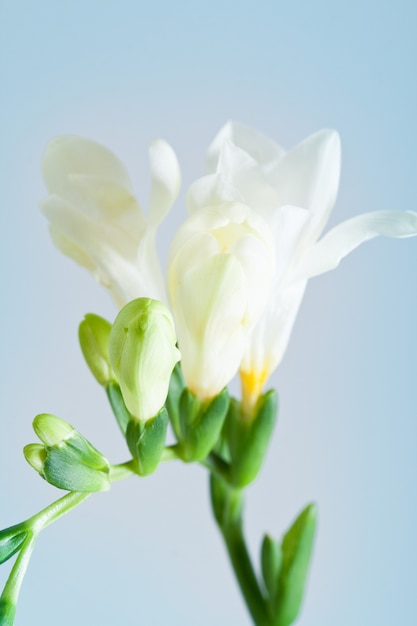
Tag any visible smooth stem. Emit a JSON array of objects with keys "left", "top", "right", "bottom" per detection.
[
  {"left": 0, "top": 491, "right": 90, "bottom": 625},
  {"left": 0, "top": 533, "right": 37, "bottom": 622},
  {"left": 221, "top": 522, "right": 270, "bottom": 626},
  {"left": 211, "top": 478, "right": 270, "bottom": 626}
]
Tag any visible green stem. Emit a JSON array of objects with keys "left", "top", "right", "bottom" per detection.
[
  {"left": 222, "top": 523, "right": 270, "bottom": 626},
  {"left": 109, "top": 460, "right": 138, "bottom": 482},
  {"left": 0, "top": 491, "right": 90, "bottom": 626},
  {"left": 200, "top": 452, "right": 231, "bottom": 482},
  {"left": 210, "top": 477, "right": 270, "bottom": 626}
]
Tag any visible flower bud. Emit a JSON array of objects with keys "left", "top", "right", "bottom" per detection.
[
  {"left": 24, "top": 414, "right": 111, "bottom": 492},
  {"left": 79, "top": 313, "right": 116, "bottom": 386},
  {"left": 109, "top": 298, "right": 181, "bottom": 421}
]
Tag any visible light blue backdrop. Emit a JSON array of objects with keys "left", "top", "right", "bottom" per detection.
[{"left": 1, "top": 1, "right": 416, "bottom": 624}]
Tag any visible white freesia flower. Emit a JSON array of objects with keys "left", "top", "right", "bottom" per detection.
[
  {"left": 40, "top": 136, "right": 181, "bottom": 307},
  {"left": 167, "top": 202, "right": 275, "bottom": 399},
  {"left": 188, "top": 121, "right": 417, "bottom": 407},
  {"left": 41, "top": 135, "right": 275, "bottom": 399}
]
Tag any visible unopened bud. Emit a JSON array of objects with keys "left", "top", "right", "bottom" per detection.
[
  {"left": 79, "top": 313, "right": 115, "bottom": 386},
  {"left": 109, "top": 298, "right": 180, "bottom": 421}
]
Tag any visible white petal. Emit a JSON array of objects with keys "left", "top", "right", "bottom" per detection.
[
  {"left": 42, "top": 136, "right": 132, "bottom": 196},
  {"left": 294, "top": 210, "right": 417, "bottom": 280},
  {"left": 148, "top": 139, "right": 181, "bottom": 227},
  {"left": 206, "top": 121, "right": 285, "bottom": 174},
  {"left": 169, "top": 252, "right": 248, "bottom": 398},
  {"left": 269, "top": 205, "right": 311, "bottom": 283},
  {"left": 65, "top": 174, "right": 144, "bottom": 233},
  {"left": 241, "top": 281, "right": 307, "bottom": 377},
  {"left": 268, "top": 129, "right": 341, "bottom": 242},
  {"left": 217, "top": 141, "right": 284, "bottom": 222},
  {"left": 186, "top": 173, "right": 241, "bottom": 214},
  {"left": 41, "top": 196, "right": 164, "bottom": 306},
  {"left": 49, "top": 226, "right": 97, "bottom": 274}
]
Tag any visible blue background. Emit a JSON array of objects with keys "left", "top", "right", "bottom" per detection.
[{"left": 1, "top": 1, "right": 416, "bottom": 624}]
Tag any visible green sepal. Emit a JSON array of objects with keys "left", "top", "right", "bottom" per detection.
[
  {"left": 261, "top": 534, "right": 283, "bottom": 600},
  {"left": 228, "top": 390, "right": 278, "bottom": 487},
  {"left": 79, "top": 313, "right": 115, "bottom": 386},
  {"left": 179, "top": 388, "right": 229, "bottom": 462},
  {"left": 209, "top": 474, "right": 243, "bottom": 530},
  {"left": 274, "top": 503, "right": 317, "bottom": 626},
  {"left": 43, "top": 435, "right": 111, "bottom": 492},
  {"left": 165, "top": 363, "right": 185, "bottom": 439},
  {"left": 0, "top": 597, "right": 16, "bottom": 626},
  {"left": 0, "top": 526, "right": 27, "bottom": 565},
  {"left": 126, "top": 408, "right": 169, "bottom": 476},
  {"left": 106, "top": 382, "right": 132, "bottom": 435}
]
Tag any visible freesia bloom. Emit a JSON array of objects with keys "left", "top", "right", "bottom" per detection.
[
  {"left": 188, "top": 122, "right": 417, "bottom": 408},
  {"left": 167, "top": 202, "right": 275, "bottom": 399},
  {"left": 41, "top": 135, "right": 275, "bottom": 399},
  {"left": 40, "top": 135, "right": 180, "bottom": 307}
]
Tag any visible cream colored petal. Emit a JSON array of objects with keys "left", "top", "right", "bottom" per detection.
[
  {"left": 49, "top": 226, "right": 97, "bottom": 274},
  {"left": 42, "top": 135, "right": 132, "bottom": 196},
  {"left": 66, "top": 174, "right": 145, "bottom": 234},
  {"left": 186, "top": 173, "right": 241, "bottom": 214},
  {"left": 148, "top": 139, "right": 181, "bottom": 227},
  {"left": 169, "top": 252, "right": 248, "bottom": 398},
  {"left": 241, "top": 280, "right": 307, "bottom": 378},
  {"left": 268, "top": 129, "right": 341, "bottom": 243},
  {"left": 294, "top": 210, "right": 417, "bottom": 281},
  {"left": 206, "top": 121, "right": 286, "bottom": 174},
  {"left": 41, "top": 196, "right": 163, "bottom": 306}
]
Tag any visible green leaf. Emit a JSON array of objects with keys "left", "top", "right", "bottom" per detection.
[
  {"left": 274, "top": 503, "right": 317, "bottom": 626},
  {"left": 0, "top": 527, "right": 27, "bottom": 565},
  {"left": 261, "top": 534, "right": 282, "bottom": 599},
  {"left": 106, "top": 383, "right": 132, "bottom": 435}
]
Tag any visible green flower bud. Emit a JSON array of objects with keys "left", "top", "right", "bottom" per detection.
[
  {"left": 25, "top": 414, "right": 111, "bottom": 492},
  {"left": 24, "top": 443, "right": 47, "bottom": 473},
  {"left": 33, "top": 413, "right": 74, "bottom": 446},
  {"left": 109, "top": 298, "right": 180, "bottom": 421},
  {"left": 79, "top": 313, "right": 116, "bottom": 386}
]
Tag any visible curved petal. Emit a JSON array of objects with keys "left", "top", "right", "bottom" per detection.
[
  {"left": 148, "top": 139, "right": 181, "bottom": 227},
  {"left": 41, "top": 196, "right": 164, "bottom": 306},
  {"left": 206, "top": 121, "right": 285, "bottom": 174},
  {"left": 186, "top": 173, "right": 241, "bottom": 214},
  {"left": 294, "top": 210, "right": 417, "bottom": 281},
  {"left": 241, "top": 280, "right": 307, "bottom": 378},
  {"left": 65, "top": 175, "right": 144, "bottom": 234},
  {"left": 169, "top": 252, "right": 248, "bottom": 398},
  {"left": 268, "top": 129, "right": 341, "bottom": 242},
  {"left": 216, "top": 141, "right": 284, "bottom": 222},
  {"left": 42, "top": 136, "right": 132, "bottom": 196}
]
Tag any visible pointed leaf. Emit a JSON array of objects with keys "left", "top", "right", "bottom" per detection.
[
  {"left": 0, "top": 528, "right": 27, "bottom": 565},
  {"left": 275, "top": 504, "right": 317, "bottom": 626},
  {"left": 261, "top": 534, "right": 283, "bottom": 598}
]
